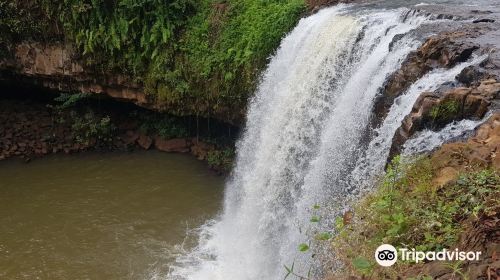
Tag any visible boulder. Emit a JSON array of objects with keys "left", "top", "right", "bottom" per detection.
[
  {"left": 154, "top": 137, "right": 189, "bottom": 153},
  {"left": 122, "top": 130, "right": 139, "bottom": 145},
  {"left": 137, "top": 134, "right": 152, "bottom": 150},
  {"left": 190, "top": 139, "right": 215, "bottom": 160},
  {"left": 456, "top": 65, "right": 488, "bottom": 86}
]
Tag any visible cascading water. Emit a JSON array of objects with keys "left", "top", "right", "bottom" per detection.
[
  {"left": 169, "top": 5, "right": 485, "bottom": 280},
  {"left": 349, "top": 54, "right": 487, "bottom": 189},
  {"left": 402, "top": 112, "right": 491, "bottom": 155}
]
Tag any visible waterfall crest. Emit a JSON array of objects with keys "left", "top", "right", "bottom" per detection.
[{"left": 169, "top": 5, "right": 480, "bottom": 280}]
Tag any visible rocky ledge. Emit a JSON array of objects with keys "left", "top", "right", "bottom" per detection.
[
  {"left": 0, "top": 99, "right": 225, "bottom": 171},
  {"left": 0, "top": 43, "right": 151, "bottom": 111},
  {"left": 431, "top": 113, "right": 500, "bottom": 185},
  {"left": 0, "top": 42, "right": 243, "bottom": 124},
  {"left": 374, "top": 30, "right": 481, "bottom": 121},
  {"left": 390, "top": 78, "right": 500, "bottom": 156}
]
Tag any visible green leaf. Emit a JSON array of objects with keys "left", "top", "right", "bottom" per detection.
[
  {"left": 298, "top": 243, "right": 309, "bottom": 252},
  {"left": 283, "top": 262, "right": 294, "bottom": 280},
  {"left": 310, "top": 216, "right": 320, "bottom": 223},
  {"left": 335, "top": 216, "right": 344, "bottom": 230},
  {"left": 352, "top": 257, "right": 373, "bottom": 274},
  {"left": 315, "top": 232, "right": 332, "bottom": 241}
]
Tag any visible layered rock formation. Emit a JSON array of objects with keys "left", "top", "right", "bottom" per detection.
[
  {"left": 0, "top": 43, "right": 151, "bottom": 112},
  {"left": 390, "top": 78, "right": 500, "bottom": 156},
  {"left": 374, "top": 29, "right": 484, "bottom": 122},
  {"left": 431, "top": 113, "right": 500, "bottom": 182}
]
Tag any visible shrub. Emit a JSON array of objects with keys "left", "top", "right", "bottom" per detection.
[
  {"left": 137, "top": 113, "right": 188, "bottom": 139},
  {"left": 207, "top": 147, "right": 234, "bottom": 172},
  {"left": 428, "top": 100, "right": 460, "bottom": 126},
  {"left": 71, "top": 111, "right": 116, "bottom": 147},
  {"left": 0, "top": 0, "right": 47, "bottom": 57}
]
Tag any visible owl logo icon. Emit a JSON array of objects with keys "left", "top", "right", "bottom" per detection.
[{"left": 375, "top": 244, "right": 397, "bottom": 266}]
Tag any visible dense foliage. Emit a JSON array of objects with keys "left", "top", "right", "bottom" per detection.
[
  {"left": 2, "top": 0, "right": 305, "bottom": 120},
  {"left": 0, "top": 1, "right": 48, "bottom": 56}
]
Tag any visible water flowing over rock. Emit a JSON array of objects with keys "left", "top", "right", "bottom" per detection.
[
  {"left": 3, "top": 1, "right": 498, "bottom": 279},
  {"left": 390, "top": 78, "right": 499, "bottom": 156},
  {"left": 373, "top": 30, "right": 481, "bottom": 122}
]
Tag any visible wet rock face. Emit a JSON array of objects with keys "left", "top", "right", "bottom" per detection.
[
  {"left": 456, "top": 65, "right": 490, "bottom": 86},
  {"left": 0, "top": 42, "right": 244, "bottom": 125},
  {"left": 154, "top": 137, "right": 190, "bottom": 153},
  {"left": 373, "top": 30, "right": 482, "bottom": 124},
  {"left": 306, "top": 0, "right": 354, "bottom": 13},
  {"left": 472, "top": 18, "right": 495, "bottom": 23},
  {"left": 431, "top": 113, "right": 500, "bottom": 172},
  {"left": 385, "top": 31, "right": 480, "bottom": 98},
  {"left": 390, "top": 79, "right": 500, "bottom": 157},
  {"left": 137, "top": 134, "right": 153, "bottom": 150}
]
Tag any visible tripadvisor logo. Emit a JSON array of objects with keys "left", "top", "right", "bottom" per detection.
[
  {"left": 375, "top": 244, "right": 397, "bottom": 267},
  {"left": 374, "top": 244, "right": 482, "bottom": 267}
]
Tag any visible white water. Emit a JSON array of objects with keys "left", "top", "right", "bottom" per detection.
[
  {"left": 350, "top": 55, "right": 487, "bottom": 189},
  {"left": 168, "top": 5, "right": 484, "bottom": 280},
  {"left": 402, "top": 113, "right": 491, "bottom": 155}
]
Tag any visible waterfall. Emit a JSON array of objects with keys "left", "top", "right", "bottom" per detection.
[{"left": 169, "top": 5, "right": 482, "bottom": 280}]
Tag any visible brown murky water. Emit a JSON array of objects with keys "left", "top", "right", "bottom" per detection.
[{"left": 0, "top": 151, "right": 224, "bottom": 279}]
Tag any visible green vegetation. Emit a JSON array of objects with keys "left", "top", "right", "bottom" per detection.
[
  {"left": 53, "top": 92, "right": 91, "bottom": 109},
  {"left": 4, "top": 0, "right": 306, "bottom": 119},
  {"left": 71, "top": 111, "right": 116, "bottom": 147},
  {"left": 428, "top": 99, "right": 461, "bottom": 126},
  {"left": 283, "top": 204, "right": 333, "bottom": 280},
  {"left": 332, "top": 156, "right": 499, "bottom": 279},
  {"left": 207, "top": 146, "right": 234, "bottom": 172},
  {"left": 0, "top": 1, "right": 48, "bottom": 57},
  {"left": 136, "top": 113, "right": 188, "bottom": 139}
]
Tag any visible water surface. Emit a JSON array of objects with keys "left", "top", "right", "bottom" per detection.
[{"left": 0, "top": 151, "right": 223, "bottom": 279}]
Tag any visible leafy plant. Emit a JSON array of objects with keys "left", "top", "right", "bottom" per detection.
[
  {"left": 445, "top": 261, "right": 469, "bottom": 280},
  {"left": 207, "top": 147, "right": 234, "bottom": 172},
  {"left": 138, "top": 114, "right": 188, "bottom": 139},
  {"left": 352, "top": 257, "right": 374, "bottom": 276},
  {"left": 298, "top": 243, "right": 309, "bottom": 252},
  {"left": 0, "top": 0, "right": 48, "bottom": 57},
  {"left": 428, "top": 100, "right": 460, "bottom": 127},
  {"left": 53, "top": 92, "right": 90, "bottom": 109},
  {"left": 284, "top": 261, "right": 312, "bottom": 280},
  {"left": 71, "top": 111, "right": 116, "bottom": 147}
]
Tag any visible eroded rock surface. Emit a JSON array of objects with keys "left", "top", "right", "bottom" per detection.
[
  {"left": 374, "top": 30, "right": 483, "bottom": 122},
  {"left": 390, "top": 79, "right": 500, "bottom": 156}
]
